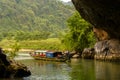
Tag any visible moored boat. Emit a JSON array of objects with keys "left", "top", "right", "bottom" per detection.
[{"left": 29, "top": 50, "right": 67, "bottom": 62}]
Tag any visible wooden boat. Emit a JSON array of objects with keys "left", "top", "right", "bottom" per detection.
[{"left": 29, "top": 50, "right": 67, "bottom": 62}]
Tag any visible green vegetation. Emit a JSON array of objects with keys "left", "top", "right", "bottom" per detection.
[
  {"left": 3, "top": 41, "right": 20, "bottom": 58},
  {"left": 62, "top": 12, "right": 96, "bottom": 52},
  {"left": 19, "top": 38, "right": 61, "bottom": 50},
  {"left": 8, "top": 42, "right": 20, "bottom": 58},
  {"left": 0, "top": 38, "right": 61, "bottom": 50},
  {"left": 0, "top": 0, "right": 74, "bottom": 41},
  {"left": 0, "top": 0, "right": 75, "bottom": 51},
  {"left": 0, "top": 0, "right": 95, "bottom": 53}
]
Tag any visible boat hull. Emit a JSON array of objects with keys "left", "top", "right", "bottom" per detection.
[{"left": 32, "top": 56, "right": 66, "bottom": 62}]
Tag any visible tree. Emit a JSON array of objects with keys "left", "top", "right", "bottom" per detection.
[{"left": 62, "top": 11, "right": 96, "bottom": 53}]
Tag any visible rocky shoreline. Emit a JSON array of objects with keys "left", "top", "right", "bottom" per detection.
[
  {"left": 81, "top": 39, "right": 120, "bottom": 61},
  {"left": 0, "top": 48, "right": 31, "bottom": 78}
]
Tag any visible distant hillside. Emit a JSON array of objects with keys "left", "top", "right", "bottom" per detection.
[{"left": 0, "top": 0, "right": 75, "bottom": 40}]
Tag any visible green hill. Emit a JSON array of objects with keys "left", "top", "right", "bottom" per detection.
[{"left": 0, "top": 0, "right": 74, "bottom": 40}]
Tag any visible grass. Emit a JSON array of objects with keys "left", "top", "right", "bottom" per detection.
[{"left": 0, "top": 38, "right": 62, "bottom": 50}]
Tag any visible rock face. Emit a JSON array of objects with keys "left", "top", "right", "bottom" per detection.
[
  {"left": 82, "top": 48, "right": 95, "bottom": 59},
  {"left": 94, "top": 39, "right": 120, "bottom": 61},
  {"left": 72, "top": 0, "right": 120, "bottom": 39},
  {"left": 0, "top": 53, "right": 31, "bottom": 78},
  {"left": 72, "top": 0, "right": 120, "bottom": 61}
]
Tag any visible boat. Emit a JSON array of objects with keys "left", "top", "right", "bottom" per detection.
[{"left": 29, "top": 50, "right": 67, "bottom": 62}]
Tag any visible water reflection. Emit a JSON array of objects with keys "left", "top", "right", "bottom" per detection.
[
  {"left": 19, "top": 60, "right": 71, "bottom": 80},
  {"left": 95, "top": 61, "right": 120, "bottom": 80},
  {"left": 16, "top": 59, "right": 120, "bottom": 80},
  {"left": 69, "top": 59, "right": 96, "bottom": 80}
]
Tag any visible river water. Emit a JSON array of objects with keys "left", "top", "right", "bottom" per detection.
[
  {"left": 2, "top": 53, "right": 120, "bottom": 80},
  {"left": 14, "top": 53, "right": 120, "bottom": 80}
]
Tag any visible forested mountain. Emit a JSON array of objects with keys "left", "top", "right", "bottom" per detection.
[{"left": 0, "top": 0, "right": 74, "bottom": 40}]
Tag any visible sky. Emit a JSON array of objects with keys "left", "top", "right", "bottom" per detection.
[{"left": 60, "top": 0, "right": 71, "bottom": 2}]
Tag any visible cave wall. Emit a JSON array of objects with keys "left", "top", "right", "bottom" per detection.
[
  {"left": 72, "top": 0, "right": 120, "bottom": 39},
  {"left": 72, "top": 0, "right": 120, "bottom": 61}
]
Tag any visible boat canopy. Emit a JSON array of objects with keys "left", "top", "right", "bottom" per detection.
[
  {"left": 46, "top": 51, "right": 62, "bottom": 58},
  {"left": 32, "top": 50, "right": 63, "bottom": 58},
  {"left": 33, "top": 50, "right": 47, "bottom": 57}
]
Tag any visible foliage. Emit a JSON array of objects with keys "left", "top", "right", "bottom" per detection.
[
  {"left": 62, "top": 12, "right": 96, "bottom": 52},
  {"left": 0, "top": 38, "right": 62, "bottom": 50},
  {"left": 0, "top": 0, "right": 74, "bottom": 41},
  {"left": 10, "top": 42, "right": 20, "bottom": 58},
  {"left": 3, "top": 41, "right": 20, "bottom": 58},
  {"left": 19, "top": 38, "right": 61, "bottom": 50}
]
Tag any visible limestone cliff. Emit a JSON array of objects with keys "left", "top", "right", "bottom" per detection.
[
  {"left": 72, "top": 0, "right": 120, "bottom": 39},
  {"left": 72, "top": 0, "right": 120, "bottom": 61}
]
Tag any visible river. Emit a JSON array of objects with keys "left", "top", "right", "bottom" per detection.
[{"left": 3, "top": 53, "right": 120, "bottom": 80}]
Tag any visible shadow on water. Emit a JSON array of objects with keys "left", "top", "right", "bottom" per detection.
[
  {"left": 69, "top": 59, "right": 96, "bottom": 80},
  {"left": 69, "top": 59, "right": 120, "bottom": 80},
  {"left": 1, "top": 55, "right": 120, "bottom": 80},
  {"left": 94, "top": 60, "right": 120, "bottom": 80}
]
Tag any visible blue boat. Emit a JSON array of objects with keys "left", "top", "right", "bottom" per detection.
[{"left": 30, "top": 50, "right": 67, "bottom": 62}]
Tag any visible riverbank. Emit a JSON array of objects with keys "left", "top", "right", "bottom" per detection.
[
  {"left": 3, "top": 48, "right": 34, "bottom": 53},
  {"left": 0, "top": 38, "right": 62, "bottom": 51},
  {"left": 0, "top": 52, "right": 31, "bottom": 78}
]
